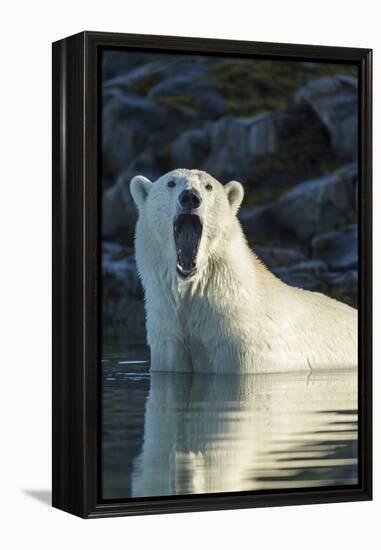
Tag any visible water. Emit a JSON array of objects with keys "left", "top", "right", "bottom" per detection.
[{"left": 102, "top": 346, "right": 358, "bottom": 500}]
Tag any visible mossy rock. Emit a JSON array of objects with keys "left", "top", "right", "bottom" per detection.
[
  {"left": 209, "top": 58, "right": 357, "bottom": 117},
  {"left": 243, "top": 104, "right": 343, "bottom": 207}
]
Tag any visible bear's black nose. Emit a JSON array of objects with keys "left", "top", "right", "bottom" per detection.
[{"left": 179, "top": 189, "right": 202, "bottom": 210}]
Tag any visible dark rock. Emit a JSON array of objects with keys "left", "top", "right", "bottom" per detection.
[
  {"left": 203, "top": 113, "right": 279, "bottom": 181},
  {"left": 275, "top": 270, "right": 322, "bottom": 291},
  {"left": 104, "top": 56, "right": 224, "bottom": 117},
  {"left": 102, "top": 290, "right": 146, "bottom": 345},
  {"left": 201, "top": 105, "right": 333, "bottom": 189},
  {"left": 149, "top": 73, "right": 225, "bottom": 116},
  {"left": 102, "top": 244, "right": 143, "bottom": 299},
  {"left": 239, "top": 204, "right": 285, "bottom": 244},
  {"left": 253, "top": 245, "right": 306, "bottom": 268},
  {"left": 274, "top": 260, "right": 329, "bottom": 278},
  {"left": 272, "top": 164, "right": 357, "bottom": 242},
  {"left": 273, "top": 260, "right": 328, "bottom": 291},
  {"left": 102, "top": 94, "right": 169, "bottom": 184},
  {"left": 102, "top": 243, "right": 146, "bottom": 344},
  {"left": 102, "top": 51, "right": 158, "bottom": 80},
  {"left": 124, "top": 150, "right": 161, "bottom": 183},
  {"left": 321, "top": 270, "right": 358, "bottom": 308},
  {"left": 170, "top": 127, "right": 211, "bottom": 168},
  {"left": 295, "top": 75, "right": 358, "bottom": 162},
  {"left": 103, "top": 56, "right": 210, "bottom": 96},
  {"left": 103, "top": 62, "right": 163, "bottom": 95},
  {"left": 312, "top": 225, "right": 357, "bottom": 271},
  {"left": 102, "top": 171, "right": 138, "bottom": 243},
  {"left": 148, "top": 70, "right": 206, "bottom": 95}
]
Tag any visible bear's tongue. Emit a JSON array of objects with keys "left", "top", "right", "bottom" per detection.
[{"left": 173, "top": 214, "right": 202, "bottom": 278}]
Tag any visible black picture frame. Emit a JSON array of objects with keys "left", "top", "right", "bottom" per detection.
[{"left": 52, "top": 30, "right": 372, "bottom": 519}]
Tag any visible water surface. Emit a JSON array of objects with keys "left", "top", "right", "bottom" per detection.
[{"left": 102, "top": 345, "right": 358, "bottom": 500}]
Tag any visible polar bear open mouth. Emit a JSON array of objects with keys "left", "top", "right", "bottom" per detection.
[{"left": 173, "top": 214, "right": 202, "bottom": 278}]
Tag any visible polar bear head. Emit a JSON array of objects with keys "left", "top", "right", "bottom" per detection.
[{"left": 130, "top": 169, "right": 244, "bottom": 281}]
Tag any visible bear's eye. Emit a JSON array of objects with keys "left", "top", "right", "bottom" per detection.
[
  {"left": 205, "top": 183, "right": 213, "bottom": 191},
  {"left": 167, "top": 180, "right": 176, "bottom": 188}
]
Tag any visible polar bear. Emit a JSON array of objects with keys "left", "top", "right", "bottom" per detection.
[{"left": 130, "top": 169, "right": 357, "bottom": 374}]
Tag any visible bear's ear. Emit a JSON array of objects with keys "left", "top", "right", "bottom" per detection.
[
  {"left": 130, "top": 175, "right": 152, "bottom": 210},
  {"left": 225, "top": 180, "right": 244, "bottom": 215}
]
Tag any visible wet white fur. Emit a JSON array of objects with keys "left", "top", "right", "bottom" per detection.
[{"left": 130, "top": 169, "right": 357, "bottom": 374}]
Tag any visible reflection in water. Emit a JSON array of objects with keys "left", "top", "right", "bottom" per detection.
[{"left": 102, "top": 347, "right": 357, "bottom": 500}]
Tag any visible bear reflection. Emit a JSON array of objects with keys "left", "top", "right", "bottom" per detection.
[{"left": 131, "top": 370, "right": 357, "bottom": 497}]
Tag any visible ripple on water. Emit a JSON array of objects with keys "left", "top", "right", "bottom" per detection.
[{"left": 101, "top": 345, "right": 358, "bottom": 499}]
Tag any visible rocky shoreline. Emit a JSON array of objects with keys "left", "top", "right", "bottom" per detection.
[{"left": 101, "top": 52, "right": 358, "bottom": 342}]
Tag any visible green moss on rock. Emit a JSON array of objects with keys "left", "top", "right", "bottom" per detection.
[{"left": 209, "top": 59, "right": 357, "bottom": 117}]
